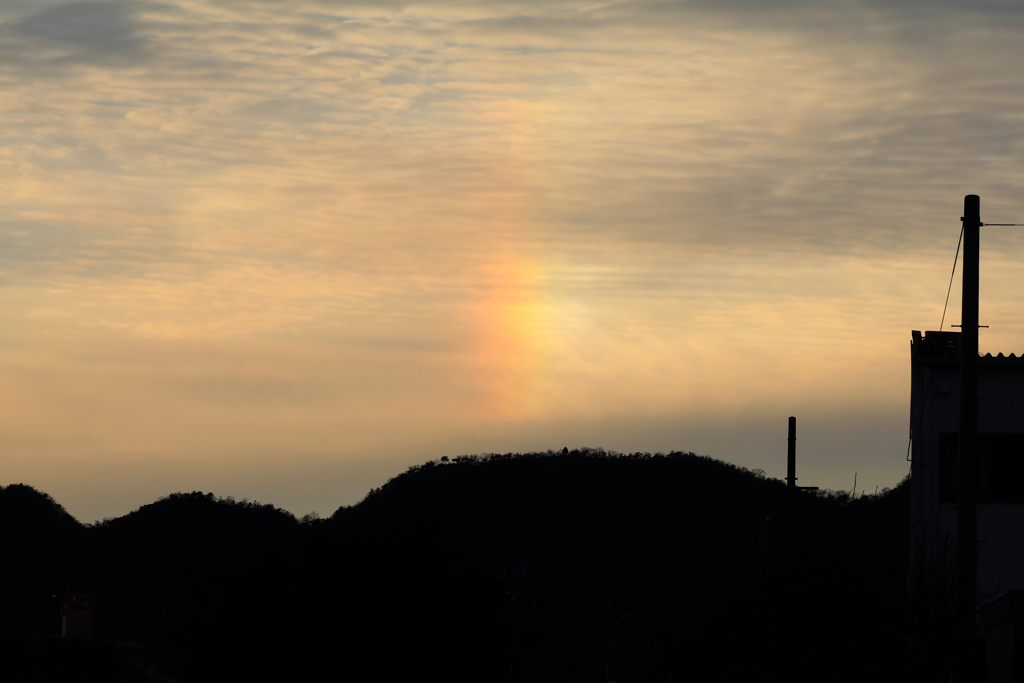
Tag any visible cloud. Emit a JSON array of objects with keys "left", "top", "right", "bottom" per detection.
[
  {"left": 4, "top": 0, "right": 1024, "bottom": 518},
  {"left": 0, "top": 1, "right": 151, "bottom": 74}
]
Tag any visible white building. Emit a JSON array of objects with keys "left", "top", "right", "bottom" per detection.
[{"left": 910, "top": 329, "right": 1024, "bottom": 601}]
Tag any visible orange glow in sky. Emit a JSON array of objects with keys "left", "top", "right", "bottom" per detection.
[
  {"left": 3, "top": 0, "right": 1024, "bottom": 521},
  {"left": 470, "top": 258, "right": 549, "bottom": 419}
]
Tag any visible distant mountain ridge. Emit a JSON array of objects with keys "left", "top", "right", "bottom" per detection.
[
  {"left": 1, "top": 450, "right": 915, "bottom": 681},
  {"left": 0, "top": 482, "right": 82, "bottom": 540},
  {"left": 343, "top": 449, "right": 783, "bottom": 635}
]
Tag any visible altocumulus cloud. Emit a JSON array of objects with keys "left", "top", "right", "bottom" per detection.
[
  {"left": 0, "top": 1, "right": 150, "bottom": 72},
  {"left": 2, "top": 0, "right": 1024, "bottom": 521}
]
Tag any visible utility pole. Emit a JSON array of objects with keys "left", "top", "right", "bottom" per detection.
[{"left": 956, "top": 194, "right": 980, "bottom": 677}]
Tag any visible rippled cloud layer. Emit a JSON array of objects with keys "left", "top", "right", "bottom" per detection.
[{"left": 3, "top": 0, "right": 1024, "bottom": 520}]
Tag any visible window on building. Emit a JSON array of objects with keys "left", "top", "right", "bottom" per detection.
[{"left": 939, "top": 433, "right": 1024, "bottom": 503}]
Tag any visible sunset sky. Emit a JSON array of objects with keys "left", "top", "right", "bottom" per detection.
[{"left": 4, "top": 0, "right": 1024, "bottom": 523}]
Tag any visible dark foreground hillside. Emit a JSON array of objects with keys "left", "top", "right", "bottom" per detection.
[
  {"left": 342, "top": 450, "right": 917, "bottom": 681},
  {"left": 0, "top": 450, "right": 921, "bottom": 682}
]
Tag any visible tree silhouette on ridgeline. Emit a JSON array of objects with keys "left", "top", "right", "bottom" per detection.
[{"left": 1, "top": 451, "right": 935, "bottom": 681}]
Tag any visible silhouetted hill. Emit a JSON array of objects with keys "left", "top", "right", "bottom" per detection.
[
  {"left": 96, "top": 491, "right": 297, "bottom": 542},
  {"left": 1, "top": 451, "right": 917, "bottom": 681},
  {"left": 0, "top": 485, "right": 87, "bottom": 638},
  {"left": 335, "top": 449, "right": 913, "bottom": 681},
  {"left": 0, "top": 490, "right": 299, "bottom": 643},
  {"left": 0, "top": 483, "right": 84, "bottom": 545},
  {"left": 344, "top": 451, "right": 776, "bottom": 635},
  {"left": 86, "top": 493, "right": 300, "bottom": 649}
]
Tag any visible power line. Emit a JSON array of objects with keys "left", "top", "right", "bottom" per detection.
[
  {"left": 940, "top": 225, "right": 964, "bottom": 332},
  {"left": 940, "top": 220, "right": 1021, "bottom": 330}
]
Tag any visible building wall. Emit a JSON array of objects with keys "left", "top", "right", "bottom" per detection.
[
  {"left": 61, "top": 595, "right": 94, "bottom": 640},
  {"left": 911, "top": 330, "right": 1024, "bottom": 600}
]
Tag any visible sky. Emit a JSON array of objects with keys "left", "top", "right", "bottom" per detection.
[{"left": 4, "top": 0, "right": 1024, "bottom": 523}]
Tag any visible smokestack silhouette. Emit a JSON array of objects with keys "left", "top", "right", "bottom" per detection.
[
  {"left": 787, "top": 416, "right": 796, "bottom": 490},
  {"left": 784, "top": 417, "right": 796, "bottom": 562}
]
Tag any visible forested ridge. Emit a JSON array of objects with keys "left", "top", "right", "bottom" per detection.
[{"left": 2, "top": 450, "right": 930, "bottom": 682}]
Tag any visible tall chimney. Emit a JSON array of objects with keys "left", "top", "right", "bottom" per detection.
[
  {"left": 784, "top": 416, "right": 797, "bottom": 563},
  {"left": 787, "top": 416, "right": 797, "bottom": 490}
]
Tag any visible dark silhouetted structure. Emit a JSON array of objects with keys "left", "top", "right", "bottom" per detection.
[
  {"left": 982, "top": 592, "right": 1024, "bottom": 683},
  {"left": 787, "top": 416, "right": 797, "bottom": 490},
  {"left": 958, "top": 194, "right": 981, "bottom": 659},
  {"left": 910, "top": 201, "right": 1024, "bottom": 599},
  {"left": 61, "top": 594, "right": 94, "bottom": 639},
  {"left": 910, "top": 195, "right": 1024, "bottom": 679},
  {"left": 782, "top": 417, "right": 817, "bottom": 562}
]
